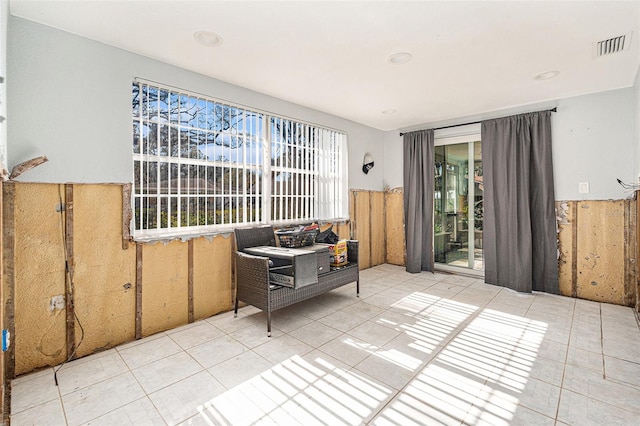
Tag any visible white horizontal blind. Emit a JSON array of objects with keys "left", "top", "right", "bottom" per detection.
[
  {"left": 132, "top": 81, "right": 348, "bottom": 239},
  {"left": 316, "top": 128, "right": 349, "bottom": 220}
]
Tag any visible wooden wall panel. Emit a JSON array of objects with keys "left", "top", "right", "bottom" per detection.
[
  {"left": 192, "top": 235, "right": 233, "bottom": 321},
  {"left": 369, "top": 192, "right": 385, "bottom": 266},
  {"left": 349, "top": 189, "right": 355, "bottom": 242},
  {"left": 13, "top": 183, "right": 67, "bottom": 375},
  {"left": 9, "top": 182, "right": 401, "bottom": 374},
  {"left": 319, "top": 222, "right": 350, "bottom": 240},
  {"left": 73, "top": 185, "right": 136, "bottom": 358},
  {"left": 556, "top": 200, "right": 633, "bottom": 306},
  {"left": 7, "top": 180, "right": 639, "bottom": 378},
  {"left": 624, "top": 198, "right": 637, "bottom": 307},
  {"left": 345, "top": 190, "right": 386, "bottom": 268},
  {"left": 575, "top": 201, "right": 626, "bottom": 305},
  {"left": 637, "top": 192, "right": 640, "bottom": 312},
  {"left": 141, "top": 240, "right": 189, "bottom": 336},
  {"left": 556, "top": 201, "right": 575, "bottom": 298},
  {"left": 0, "top": 181, "right": 4, "bottom": 416},
  {"left": 351, "top": 190, "right": 371, "bottom": 269},
  {"left": 385, "top": 191, "right": 405, "bottom": 266},
  {"left": 334, "top": 222, "right": 350, "bottom": 240}
]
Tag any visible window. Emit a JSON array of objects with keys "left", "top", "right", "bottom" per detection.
[{"left": 132, "top": 80, "right": 348, "bottom": 239}]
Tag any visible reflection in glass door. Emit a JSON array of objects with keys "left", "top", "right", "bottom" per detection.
[{"left": 434, "top": 141, "right": 483, "bottom": 271}]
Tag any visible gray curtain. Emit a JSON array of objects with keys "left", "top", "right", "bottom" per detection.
[
  {"left": 403, "top": 130, "right": 435, "bottom": 273},
  {"left": 482, "top": 110, "right": 559, "bottom": 293}
]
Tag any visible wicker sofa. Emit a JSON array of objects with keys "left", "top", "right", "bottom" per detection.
[{"left": 234, "top": 225, "right": 359, "bottom": 336}]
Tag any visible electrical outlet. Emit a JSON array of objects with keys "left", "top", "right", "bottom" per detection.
[
  {"left": 49, "top": 295, "right": 65, "bottom": 311},
  {"left": 578, "top": 181, "right": 590, "bottom": 194}
]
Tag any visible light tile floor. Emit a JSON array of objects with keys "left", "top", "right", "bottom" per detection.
[{"left": 10, "top": 264, "right": 640, "bottom": 425}]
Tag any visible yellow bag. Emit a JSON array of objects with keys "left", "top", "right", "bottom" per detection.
[{"left": 328, "top": 240, "right": 348, "bottom": 266}]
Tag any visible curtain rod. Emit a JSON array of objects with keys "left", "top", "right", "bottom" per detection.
[{"left": 399, "top": 107, "right": 557, "bottom": 137}]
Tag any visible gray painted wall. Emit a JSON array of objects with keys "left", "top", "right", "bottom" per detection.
[
  {"left": 635, "top": 67, "right": 640, "bottom": 184},
  {"left": 8, "top": 16, "right": 638, "bottom": 201},
  {"left": 0, "top": 0, "right": 7, "bottom": 169},
  {"left": 7, "top": 16, "right": 385, "bottom": 190},
  {"left": 552, "top": 88, "right": 635, "bottom": 201},
  {"left": 384, "top": 87, "right": 637, "bottom": 201}
]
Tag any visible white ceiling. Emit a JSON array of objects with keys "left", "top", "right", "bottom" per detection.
[{"left": 9, "top": 1, "right": 640, "bottom": 131}]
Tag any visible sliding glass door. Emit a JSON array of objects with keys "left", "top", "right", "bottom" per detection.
[{"left": 434, "top": 140, "right": 483, "bottom": 271}]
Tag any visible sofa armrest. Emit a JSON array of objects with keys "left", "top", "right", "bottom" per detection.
[
  {"left": 235, "top": 251, "right": 271, "bottom": 301},
  {"left": 347, "top": 240, "right": 359, "bottom": 265}
]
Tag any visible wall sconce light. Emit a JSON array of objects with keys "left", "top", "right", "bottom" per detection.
[{"left": 362, "top": 153, "right": 374, "bottom": 174}]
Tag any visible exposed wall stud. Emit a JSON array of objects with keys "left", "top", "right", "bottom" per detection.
[
  {"left": 624, "top": 198, "right": 637, "bottom": 306},
  {"left": 571, "top": 201, "right": 578, "bottom": 298},
  {"left": 350, "top": 190, "right": 357, "bottom": 240},
  {"left": 122, "top": 183, "right": 132, "bottom": 250},
  {"left": 637, "top": 192, "right": 640, "bottom": 312},
  {"left": 2, "top": 182, "right": 15, "bottom": 422},
  {"left": 135, "top": 243, "right": 143, "bottom": 339},
  {"left": 64, "top": 184, "right": 76, "bottom": 360},
  {"left": 383, "top": 191, "right": 388, "bottom": 265},
  {"left": 232, "top": 232, "right": 241, "bottom": 312},
  {"left": 188, "top": 239, "right": 194, "bottom": 323}
]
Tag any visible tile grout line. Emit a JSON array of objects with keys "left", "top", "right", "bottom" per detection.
[
  {"left": 55, "top": 365, "right": 70, "bottom": 426},
  {"left": 599, "top": 303, "right": 607, "bottom": 380},
  {"left": 552, "top": 295, "right": 579, "bottom": 423}
]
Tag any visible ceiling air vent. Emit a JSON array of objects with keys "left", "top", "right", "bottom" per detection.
[{"left": 595, "top": 33, "right": 632, "bottom": 57}]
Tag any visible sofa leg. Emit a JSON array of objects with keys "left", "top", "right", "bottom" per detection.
[
  {"left": 267, "top": 310, "right": 272, "bottom": 337},
  {"left": 234, "top": 297, "right": 238, "bottom": 318},
  {"left": 356, "top": 279, "right": 360, "bottom": 297}
]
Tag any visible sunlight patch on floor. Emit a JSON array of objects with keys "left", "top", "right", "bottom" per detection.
[
  {"left": 371, "top": 296, "right": 548, "bottom": 426},
  {"left": 195, "top": 354, "right": 394, "bottom": 425}
]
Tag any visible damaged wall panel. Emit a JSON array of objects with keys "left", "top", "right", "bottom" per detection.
[
  {"left": 333, "top": 222, "right": 350, "bottom": 240},
  {"left": 556, "top": 201, "right": 576, "bottom": 298},
  {"left": 1, "top": 181, "right": 5, "bottom": 417},
  {"left": 12, "top": 183, "right": 67, "bottom": 375},
  {"left": 141, "top": 240, "right": 189, "bottom": 336},
  {"left": 370, "top": 191, "right": 386, "bottom": 266},
  {"left": 385, "top": 189, "right": 405, "bottom": 266},
  {"left": 575, "top": 201, "right": 626, "bottom": 304},
  {"left": 351, "top": 190, "right": 371, "bottom": 269},
  {"left": 72, "top": 185, "right": 136, "bottom": 358},
  {"left": 624, "top": 197, "right": 637, "bottom": 308},
  {"left": 192, "top": 235, "right": 233, "bottom": 321},
  {"left": 8, "top": 183, "right": 385, "bottom": 375},
  {"left": 349, "top": 190, "right": 385, "bottom": 269},
  {"left": 637, "top": 192, "right": 640, "bottom": 312},
  {"left": 556, "top": 199, "right": 635, "bottom": 306},
  {"left": 383, "top": 193, "right": 633, "bottom": 306}
]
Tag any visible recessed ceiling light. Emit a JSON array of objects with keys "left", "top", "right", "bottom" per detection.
[
  {"left": 534, "top": 70, "right": 559, "bottom": 80},
  {"left": 387, "top": 52, "right": 412, "bottom": 65},
  {"left": 194, "top": 31, "right": 223, "bottom": 47},
  {"left": 382, "top": 109, "right": 397, "bottom": 115}
]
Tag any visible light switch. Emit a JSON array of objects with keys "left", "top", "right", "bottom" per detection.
[{"left": 578, "top": 181, "right": 590, "bottom": 194}]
